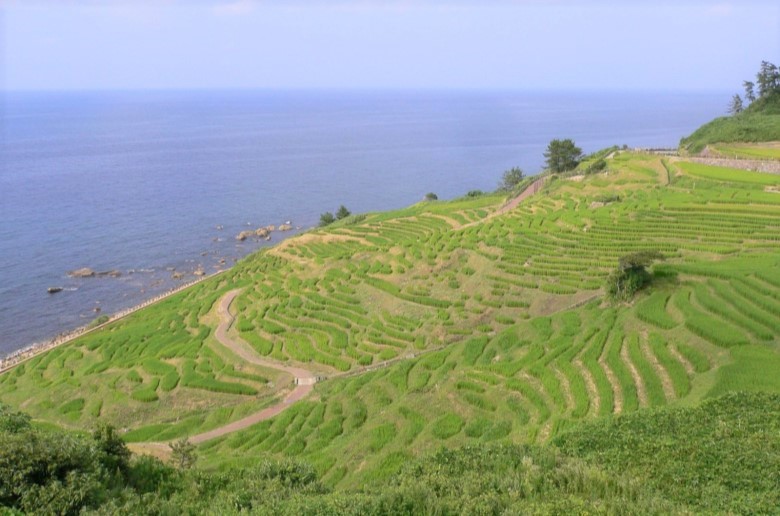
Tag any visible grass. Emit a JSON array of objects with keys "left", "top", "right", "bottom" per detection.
[
  {"left": 677, "top": 161, "right": 780, "bottom": 186},
  {"left": 713, "top": 142, "right": 780, "bottom": 160},
  {"left": 679, "top": 92, "right": 780, "bottom": 153}
]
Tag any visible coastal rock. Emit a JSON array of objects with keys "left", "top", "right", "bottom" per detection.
[
  {"left": 193, "top": 267, "right": 206, "bottom": 277},
  {"left": 68, "top": 267, "right": 95, "bottom": 278},
  {"left": 278, "top": 224, "right": 293, "bottom": 231},
  {"left": 172, "top": 272, "right": 184, "bottom": 280},
  {"left": 99, "top": 270, "right": 122, "bottom": 278},
  {"left": 47, "top": 287, "right": 63, "bottom": 294},
  {"left": 236, "top": 230, "right": 255, "bottom": 241},
  {"left": 255, "top": 228, "right": 270, "bottom": 238},
  {"left": 265, "top": 225, "right": 275, "bottom": 232}
]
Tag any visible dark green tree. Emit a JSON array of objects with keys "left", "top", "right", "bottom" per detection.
[
  {"left": 169, "top": 438, "right": 196, "bottom": 469},
  {"left": 544, "top": 139, "right": 583, "bottom": 173},
  {"left": 607, "top": 250, "right": 664, "bottom": 301},
  {"left": 335, "top": 205, "right": 351, "bottom": 220},
  {"left": 498, "top": 167, "right": 524, "bottom": 191},
  {"left": 424, "top": 192, "right": 438, "bottom": 201},
  {"left": 728, "top": 94, "right": 744, "bottom": 115},
  {"left": 756, "top": 61, "right": 780, "bottom": 97},
  {"left": 93, "top": 422, "right": 131, "bottom": 474},
  {"left": 319, "top": 212, "right": 335, "bottom": 227},
  {"left": 743, "top": 80, "right": 756, "bottom": 103},
  {"left": 0, "top": 403, "right": 31, "bottom": 433}
]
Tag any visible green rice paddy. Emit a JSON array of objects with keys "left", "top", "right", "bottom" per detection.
[{"left": 1, "top": 150, "right": 780, "bottom": 487}]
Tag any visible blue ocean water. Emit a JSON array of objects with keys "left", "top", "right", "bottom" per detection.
[{"left": 0, "top": 90, "right": 727, "bottom": 354}]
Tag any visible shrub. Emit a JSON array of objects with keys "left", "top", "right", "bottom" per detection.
[{"left": 319, "top": 212, "right": 335, "bottom": 227}]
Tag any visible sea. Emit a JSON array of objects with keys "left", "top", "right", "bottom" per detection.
[{"left": 0, "top": 89, "right": 728, "bottom": 355}]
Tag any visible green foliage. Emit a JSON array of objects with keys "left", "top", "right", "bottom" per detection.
[
  {"left": 319, "top": 211, "right": 335, "bottom": 227},
  {"left": 424, "top": 192, "right": 438, "bottom": 201},
  {"left": 607, "top": 251, "right": 664, "bottom": 301},
  {"left": 170, "top": 438, "right": 197, "bottom": 469},
  {"left": 585, "top": 158, "right": 607, "bottom": 174},
  {"left": 555, "top": 392, "right": 780, "bottom": 514},
  {"left": 544, "top": 138, "right": 583, "bottom": 173},
  {"left": 498, "top": 167, "right": 524, "bottom": 192},
  {"left": 431, "top": 413, "right": 464, "bottom": 439},
  {"left": 335, "top": 205, "right": 351, "bottom": 220}
]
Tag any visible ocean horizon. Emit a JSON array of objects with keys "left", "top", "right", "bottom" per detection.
[{"left": 0, "top": 89, "right": 729, "bottom": 355}]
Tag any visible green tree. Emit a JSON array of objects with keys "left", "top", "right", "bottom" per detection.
[
  {"left": 544, "top": 139, "right": 583, "bottom": 173},
  {"left": 169, "top": 438, "right": 196, "bottom": 469},
  {"left": 424, "top": 192, "right": 438, "bottom": 201},
  {"left": 93, "top": 422, "right": 131, "bottom": 474},
  {"left": 743, "top": 80, "right": 756, "bottom": 103},
  {"left": 607, "top": 250, "right": 664, "bottom": 301},
  {"left": 728, "top": 94, "right": 744, "bottom": 115},
  {"left": 498, "top": 167, "right": 524, "bottom": 191},
  {"left": 336, "top": 205, "right": 351, "bottom": 220},
  {"left": 756, "top": 60, "right": 780, "bottom": 97},
  {"left": 0, "top": 403, "right": 31, "bottom": 433},
  {"left": 319, "top": 212, "right": 335, "bottom": 227}
]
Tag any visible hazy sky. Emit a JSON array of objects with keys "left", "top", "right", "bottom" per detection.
[{"left": 1, "top": 0, "right": 778, "bottom": 91}]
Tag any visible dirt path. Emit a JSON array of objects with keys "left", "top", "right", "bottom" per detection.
[
  {"left": 132, "top": 290, "right": 317, "bottom": 453},
  {"left": 621, "top": 338, "right": 649, "bottom": 408},
  {"left": 640, "top": 339, "right": 674, "bottom": 401},
  {"left": 600, "top": 358, "right": 623, "bottom": 415},
  {"left": 462, "top": 176, "right": 547, "bottom": 229},
  {"left": 574, "top": 359, "right": 600, "bottom": 416},
  {"left": 189, "top": 290, "right": 316, "bottom": 443},
  {"left": 669, "top": 343, "right": 695, "bottom": 376}
]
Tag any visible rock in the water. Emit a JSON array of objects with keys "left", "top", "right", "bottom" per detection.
[
  {"left": 47, "top": 287, "right": 63, "bottom": 294},
  {"left": 172, "top": 272, "right": 184, "bottom": 280},
  {"left": 68, "top": 267, "right": 95, "bottom": 278},
  {"left": 255, "top": 228, "right": 269, "bottom": 238},
  {"left": 193, "top": 268, "right": 206, "bottom": 277},
  {"left": 236, "top": 230, "right": 255, "bottom": 241},
  {"left": 278, "top": 224, "right": 293, "bottom": 231}
]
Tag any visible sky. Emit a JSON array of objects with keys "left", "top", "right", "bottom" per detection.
[{"left": 1, "top": 0, "right": 778, "bottom": 91}]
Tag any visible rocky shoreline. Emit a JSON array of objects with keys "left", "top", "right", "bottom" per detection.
[
  {"left": 4, "top": 219, "right": 304, "bottom": 373},
  {"left": 1, "top": 271, "right": 224, "bottom": 375}
]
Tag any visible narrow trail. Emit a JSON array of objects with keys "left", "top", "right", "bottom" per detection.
[
  {"left": 621, "top": 339, "right": 649, "bottom": 408},
  {"left": 190, "top": 289, "right": 316, "bottom": 444},
  {"left": 462, "top": 176, "right": 547, "bottom": 229},
  {"left": 600, "top": 358, "right": 624, "bottom": 415},
  {"left": 574, "top": 359, "right": 600, "bottom": 416},
  {"left": 669, "top": 343, "right": 695, "bottom": 377},
  {"left": 640, "top": 339, "right": 675, "bottom": 402}
]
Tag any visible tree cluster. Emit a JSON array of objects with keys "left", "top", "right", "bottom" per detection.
[
  {"left": 544, "top": 139, "right": 583, "bottom": 173},
  {"left": 606, "top": 250, "right": 664, "bottom": 301},
  {"left": 730, "top": 61, "right": 780, "bottom": 115},
  {"left": 319, "top": 205, "right": 351, "bottom": 227},
  {"left": 498, "top": 167, "right": 525, "bottom": 191}
]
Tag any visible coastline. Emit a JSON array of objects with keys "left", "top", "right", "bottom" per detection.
[{"left": 0, "top": 269, "right": 227, "bottom": 376}]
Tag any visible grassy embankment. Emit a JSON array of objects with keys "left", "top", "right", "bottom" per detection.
[{"left": 679, "top": 90, "right": 780, "bottom": 153}]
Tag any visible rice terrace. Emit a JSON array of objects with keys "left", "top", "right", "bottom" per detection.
[{"left": 3, "top": 47, "right": 780, "bottom": 513}]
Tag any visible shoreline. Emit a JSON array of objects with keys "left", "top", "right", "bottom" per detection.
[{"left": 0, "top": 269, "right": 227, "bottom": 376}]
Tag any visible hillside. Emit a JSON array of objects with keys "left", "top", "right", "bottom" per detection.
[
  {"left": 680, "top": 90, "right": 780, "bottom": 153},
  {"left": 2, "top": 142, "right": 780, "bottom": 511}
]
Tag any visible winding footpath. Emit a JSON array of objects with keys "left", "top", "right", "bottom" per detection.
[
  {"left": 189, "top": 289, "right": 316, "bottom": 444},
  {"left": 462, "top": 176, "right": 547, "bottom": 229}
]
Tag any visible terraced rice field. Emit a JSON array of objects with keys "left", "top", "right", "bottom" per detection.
[
  {"left": 1, "top": 151, "right": 779, "bottom": 486},
  {"left": 711, "top": 142, "right": 780, "bottom": 160}
]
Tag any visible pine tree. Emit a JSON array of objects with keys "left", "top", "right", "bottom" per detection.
[{"left": 728, "top": 94, "right": 744, "bottom": 115}]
